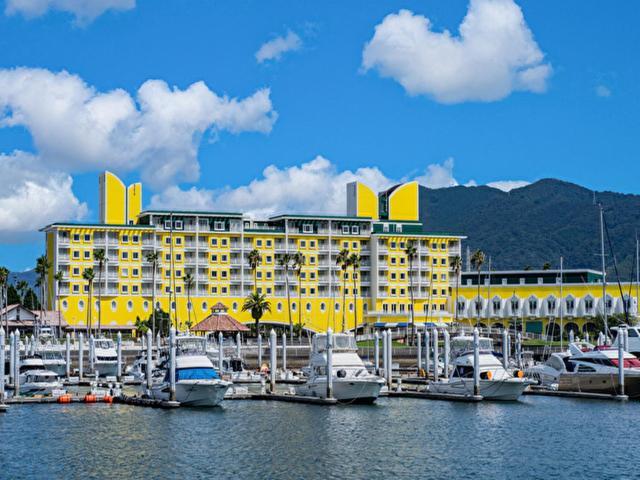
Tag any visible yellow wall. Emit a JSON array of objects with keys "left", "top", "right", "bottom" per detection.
[
  {"left": 127, "top": 183, "right": 142, "bottom": 224},
  {"left": 354, "top": 182, "right": 378, "bottom": 219},
  {"left": 388, "top": 182, "right": 419, "bottom": 221},
  {"left": 100, "top": 172, "right": 126, "bottom": 224}
]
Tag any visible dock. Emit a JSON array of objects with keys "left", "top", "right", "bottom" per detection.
[
  {"left": 524, "top": 387, "right": 628, "bottom": 401},
  {"left": 387, "top": 390, "right": 483, "bottom": 402}
]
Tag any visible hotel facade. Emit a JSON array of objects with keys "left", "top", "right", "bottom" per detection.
[{"left": 42, "top": 172, "right": 639, "bottom": 336}]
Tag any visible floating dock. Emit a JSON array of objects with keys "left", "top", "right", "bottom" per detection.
[
  {"left": 387, "top": 390, "right": 483, "bottom": 402},
  {"left": 524, "top": 387, "right": 628, "bottom": 401}
]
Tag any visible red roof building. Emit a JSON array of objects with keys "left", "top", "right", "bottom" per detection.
[{"left": 191, "top": 302, "right": 250, "bottom": 333}]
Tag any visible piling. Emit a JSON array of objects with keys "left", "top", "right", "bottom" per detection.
[
  {"left": 1, "top": 329, "right": 6, "bottom": 403},
  {"left": 516, "top": 332, "right": 522, "bottom": 369},
  {"left": 443, "top": 329, "right": 450, "bottom": 379},
  {"left": 78, "top": 333, "right": 84, "bottom": 380},
  {"left": 381, "top": 330, "right": 388, "bottom": 380},
  {"left": 374, "top": 331, "right": 380, "bottom": 375},
  {"left": 9, "top": 332, "right": 14, "bottom": 387},
  {"left": 386, "top": 329, "right": 393, "bottom": 389},
  {"left": 169, "top": 327, "right": 177, "bottom": 403},
  {"left": 269, "top": 329, "right": 277, "bottom": 393},
  {"left": 29, "top": 335, "right": 34, "bottom": 356},
  {"left": 432, "top": 329, "right": 439, "bottom": 381},
  {"left": 156, "top": 332, "right": 161, "bottom": 351},
  {"left": 13, "top": 330, "right": 20, "bottom": 397},
  {"left": 617, "top": 335, "right": 625, "bottom": 398},
  {"left": 218, "top": 332, "right": 224, "bottom": 374},
  {"left": 424, "top": 330, "right": 430, "bottom": 378},
  {"left": 569, "top": 329, "right": 575, "bottom": 344},
  {"left": 236, "top": 332, "right": 242, "bottom": 358},
  {"left": 257, "top": 334, "right": 263, "bottom": 368},
  {"left": 585, "top": 331, "right": 590, "bottom": 343},
  {"left": 623, "top": 328, "right": 629, "bottom": 353},
  {"left": 501, "top": 329, "right": 509, "bottom": 369},
  {"left": 326, "top": 328, "right": 334, "bottom": 399},
  {"left": 116, "top": 332, "right": 122, "bottom": 382},
  {"left": 146, "top": 330, "right": 153, "bottom": 391},
  {"left": 89, "top": 335, "right": 95, "bottom": 373},
  {"left": 282, "top": 333, "right": 287, "bottom": 374},
  {"left": 473, "top": 328, "right": 480, "bottom": 397},
  {"left": 65, "top": 333, "right": 71, "bottom": 379},
  {"left": 417, "top": 332, "right": 422, "bottom": 373}
]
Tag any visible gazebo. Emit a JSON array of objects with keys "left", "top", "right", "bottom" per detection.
[{"left": 191, "top": 302, "right": 250, "bottom": 334}]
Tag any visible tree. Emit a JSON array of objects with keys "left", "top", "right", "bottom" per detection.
[
  {"left": 145, "top": 251, "right": 160, "bottom": 335},
  {"left": 470, "top": 250, "right": 486, "bottom": 327},
  {"left": 23, "top": 287, "right": 40, "bottom": 310},
  {"left": 184, "top": 271, "right": 195, "bottom": 329},
  {"left": 93, "top": 248, "right": 106, "bottom": 334},
  {"left": 336, "top": 249, "right": 351, "bottom": 332},
  {"left": 349, "top": 252, "right": 361, "bottom": 337},
  {"left": 451, "top": 255, "right": 463, "bottom": 324},
  {"left": 53, "top": 270, "right": 64, "bottom": 338},
  {"left": 248, "top": 249, "right": 262, "bottom": 293},
  {"left": 542, "top": 262, "right": 552, "bottom": 270},
  {"left": 242, "top": 291, "right": 271, "bottom": 336},
  {"left": 7, "top": 284, "right": 20, "bottom": 306},
  {"left": 16, "top": 280, "right": 29, "bottom": 305},
  {"left": 82, "top": 268, "right": 95, "bottom": 335},
  {"left": 293, "top": 252, "right": 306, "bottom": 340},
  {"left": 404, "top": 242, "right": 417, "bottom": 344},
  {"left": 35, "top": 255, "right": 50, "bottom": 337},
  {"left": 278, "top": 253, "right": 294, "bottom": 342}
]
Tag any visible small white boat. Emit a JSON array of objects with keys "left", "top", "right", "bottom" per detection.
[
  {"left": 18, "top": 355, "right": 64, "bottom": 396},
  {"left": 151, "top": 335, "right": 231, "bottom": 407},
  {"left": 126, "top": 348, "right": 160, "bottom": 382},
  {"left": 295, "top": 333, "right": 384, "bottom": 403},
  {"left": 93, "top": 337, "right": 118, "bottom": 377},
  {"left": 429, "top": 335, "right": 530, "bottom": 401}
]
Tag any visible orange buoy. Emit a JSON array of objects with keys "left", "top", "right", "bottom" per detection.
[
  {"left": 102, "top": 395, "right": 113, "bottom": 404},
  {"left": 84, "top": 394, "right": 97, "bottom": 403},
  {"left": 57, "top": 394, "right": 72, "bottom": 404}
]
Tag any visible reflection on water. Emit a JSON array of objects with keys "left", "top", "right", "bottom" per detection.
[{"left": 0, "top": 396, "right": 637, "bottom": 479}]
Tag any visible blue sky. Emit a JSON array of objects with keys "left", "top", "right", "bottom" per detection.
[{"left": 0, "top": 0, "right": 638, "bottom": 270}]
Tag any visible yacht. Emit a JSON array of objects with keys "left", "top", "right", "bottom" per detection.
[
  {"left": 527, "top": 342, "right": 640, "bottom": 397},
  {"left": 126, "top": 348, "right": 161, "bottom": 382},
  {"left": 93, "top": 337, "right": 118, "bottom": 378},
  {"left": 150, "top": 335, "right": 231, "bottom": 407},
  {"left": 428, "top": 335, "right": 531, "bottom": 401},
  {"left": 611, "top": 325, "right": 640, "bottom": 356},
  {"left": 18, "top": 355, "right": 64, "bottom": 396},
  {"left": 40, "top": 345, "right": 67, "bottom": 377},
  {"left": 295, "top": 333, "right": 384, "bottom": 403},
  {"left": 222, "top": 356, "right": 262, "bottom": 383}
]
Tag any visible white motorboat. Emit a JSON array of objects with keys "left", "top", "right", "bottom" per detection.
[
  {"left": 40, "top": 346, "right": 67, "bottom": 377},
  {"left": 18, "top": 355, "right": 64, "bottom": 396},
  {"left": 93, "top": 337, "right": 118, "bottom": 377},
  {"left": 295, "top": 333, "right": 384, "bottom": 403},
  {"left": 612, "top": 325, "right": 640, "bottom": 356},
  {"left": 126, "top": 348, "right": 160, "bottom": 382},
  {"left": 223, "top": 357, "right": 263, "bottom": 383},
  {"left": 526, "top": 342, "right": 640, "bottom": 397},
  {"left": 429, "top": 335, "right": 530, "bottom": 401},
  {"left": 150, "top": 335, "right": 231, "bottom": 407}
]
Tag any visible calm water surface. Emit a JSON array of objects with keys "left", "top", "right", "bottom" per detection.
[{"left": 1, "top": 396, "right": 638, "bottom": 479}]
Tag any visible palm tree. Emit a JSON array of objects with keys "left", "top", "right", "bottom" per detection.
[
  {"left": 470, "top": 250, "right": 486, "bottom": 327},
  {"left": 16, "top": 280, "right": 28, "bottom": 305},
  {"left": 293, "top": 252, "right": 306, "bottom": 340},
  {"left": 278, "top": 253, "right": 294, "bottom": 342},
  {"left": 82, "top": 268, "right": 95, "bottom": 335},
  {"left": 93, "top": 248, "right": 106, "bottom": 335},
  {"left": 336, "top": 249, "right": 351, "bottom": 332},
  {"left": 542, "top": 262, "right": 552, "bottom": 270},
  {"left": 404, "top": 242, "right": 417, "bottom": 344},
  {"left": 242, "top": 291, "right": 271, "bottom": 336},
  {"left": 35, "top": 255, "right": 50, "bottom": 337},
  {"left": 184, "top": 271, "right": 195, "bottom": 329},
  {"left": 451, "top": 255, "right": 463, "bottom": 324},
  {"left": 53, "top": 270, "right": 64, "bottom": 338},
  {"left": 349, "top": 252, "right": 361, "bottom": 337},
  {"left": 145, "top": 251, "right": 160, "bottom": 335},
  {"left": 0, "top": 267, "right": 8, "bottom": 332},
  {"left": 248, "top": 249, "right": 262, "bottom": 293}
]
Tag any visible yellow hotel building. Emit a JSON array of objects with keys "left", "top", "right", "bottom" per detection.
[{"left": 42, "top": 173, "right": 464, "bottom": 333}]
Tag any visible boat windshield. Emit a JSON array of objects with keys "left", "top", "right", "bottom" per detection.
[
  {"left": 450, "top": 338, "right": 493, "bottom": 353},
  {"left": 177, "top": 338, "right": 207, "bottom": 355},
  {"left": 176, "top": 367, "right": 220, "bottom": 381},
  {"left": 95, "top": 340, "right": 115, "bottom": 350},
  {"left": 314, "top": 334, "right": 357, "bottom": 352}
]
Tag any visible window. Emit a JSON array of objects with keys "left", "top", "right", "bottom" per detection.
[
  {"left": 391, "top": 304, "right": 397, "bottom": 313},
  {"left": 320, "top": 303, "right": 326, "bottom": 312},
  {"left": 175, "top": 253, "right": 181, "bottom": 261},
  {"left": 133, "top": 252, "right": 139, "bottom": 260},
  {"left": 221, "top": 287, "right": 227, "bottom": 294},
  {"left": 211, "top": 255, "right": 218, "bottom": 262},
  {"left": 73, "top": 234, "right": 80, "bottom": 242},
  {"left": 122, "top": 235, "right": 129, "bottom": 243},
  {"left": 211, "top": 287, "right": 217, "bottom": 294},
  {"left": 164, "top": 220, "right": 172, "bottom": 230},
  {"left": 441, "top": 258, "right": 446, "bottom": 265},
  {"left": 73, "top": 267, "right": 79, "bottom": 275},
  {"left": 343, "top": 241, "right": 349, "bottom": 249},
  {"left": 266, "top": 271, "right": 272, "bottom": 279},
  {"left": 221, "top": 255, "right": 228, "bottom": 262},
  {"left": 202, "top": 302, "right": 208, "bottom": 311},
  {"left": 211, "top": 271, "right": 217, "bottom": 278},
  {"left": 342, "top": 225, "right": 350, "bottom": 235},
  {"left": 256, "top": 239, "right": 262, "bottom": 247},
  {"left": 174, "top": 220, "right": 183, "bottom": 230},
  {"left": 303, "top": 224, "right": 313, "bottom": 233},
  {"left": 122, "top": 268, "right": 129, "bottom": 277},
  {"left": 84, "top": 234, "right": 91, "bottom": 242},
  {"left": 335, "top": 302, "right": 340, "bottom": 312},
  {"left": 132, "top": 285, "right": 139, "bottom": 293},
  {"left": 165, "top": 237, "right": 171, "bottom": 245},
  {"left": 73, "top": 251, "right": 80, "bottom": 259},
  {"left": 399, "top": 304, "right": 405, "bottom": 313},
  {"left": 122, "top": 251, "right": 129, "bottom": 260},
  {"left": 300, "top": 240, "right": 306, "bottom": 248},
  {"left": 391, "top": 257, "right": 396, "bottom": 265},
  {"left": 292, "top": 302, "right": 297, "bottom": 311},
  {"left": 310, "top": 241, "right": 315, "bottom": 248},
  {"left": 306, "top": 302, "right": 312, "bottom": 312},
  {"left": 396, "top": 224, "right": 402, "bottom": 233},
  {"left": 277, "top": 302, "right": 283, "bottom": 312},
  {"left": 132, "top": 235, "right": 139, "bottom": 243},
  {"left": 83, "top": 251, "right": 91, "bottom": 259},
  {"left": 214, "top": 221, "right": 225, "bottom": 231},
  {"left": 175, "top": 237, "right": 182, "bottom": 245},
  {"left": 391, "top": 273, "right": 397, "bottom": 280},
  {"left": 352, "top": 242, "right": 357, "bottom": 249},
  {"left": 176, "top": 286, "right": 182, "bottom": 293},
  {"left": 440, "top": 243, "right": 446, "bottom": 250},
  {"left": 383, "top": 224, "right": 389, "bottom": 233},
  {"left": 493, "top": 300, "right": 500, "bottom": 312},
  {"left": 585, "top": 299, "right": 594, "bottom": 311},
  {"left": 432, "top": 258, "right": 438, "bottom": 265},
  {"left": 211, "top": 238, "right": 218, "bottom": 246},
  {"left": 351, "top": 226, "right": 359, "bottom": 235},
  {"left": 390, "top": 242, "right": 397, "bottom": 249},
  {"left": 529, "top": 300, "right": 538, "bottom": 311},
  {"left": 383, "top": 304, "right": 389, "bottom": 312},
  {"left": 122, "top": 285, "right": 128, "bottom": 293},
  {"left": 165, "top": 254, "right": 171, "bottom": 261},
  {"left": 221, "top": 239, "right": 228, "bottom": 246},
  {"left": 73, "top": 284, "right": 79, "bottom": 293}
]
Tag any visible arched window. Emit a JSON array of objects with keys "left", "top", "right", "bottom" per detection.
[
  {"left": 143, "top": 300, "right": 149, "bottom": 312},
  {"left": 202, "top": 301, "right": 208, "bottom": 311},
  {"left": 127, "top": 300, "right": 133, "bottom": 312},
  {"left": 111, "top": 300, "right": 117, "bottom": 311}
]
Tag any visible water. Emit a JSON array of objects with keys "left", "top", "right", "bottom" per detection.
[{"left": 1, "top": 396, "right": 638, "bottom": 479}]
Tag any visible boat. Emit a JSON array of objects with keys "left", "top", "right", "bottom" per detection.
[
  {"left": 527, "top": 342, "right": 640, "bottom": 397},
  {"left": 150, "top": 335, "right": 231, "bottom": 407},
  {"left": 126, "top": 348, "right": 161, "bottom": 382},
  {"left": 222, "top": 356, "right": 263, "bottom": 383},
  {"left": 295, "top": 333, "right": 384, "bottom": 403},
  {"left": 611, "top": 325, "right": 640, "bottom": 356},
  {"left": 40, "top": 345, "right": 67, "bottom": 377},
  {"left": 429, "top": 335, "right": 531, "bottom": 400},
  {"left": 18, "top": 355, "right": 64, "bottom": 396},
  {"left": 93, "top": 337, "right": 119, "bottom": 377}
]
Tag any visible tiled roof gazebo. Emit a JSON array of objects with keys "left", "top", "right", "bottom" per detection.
[{"left": 191, "top": 302, "right": 250, "bottom": 333}]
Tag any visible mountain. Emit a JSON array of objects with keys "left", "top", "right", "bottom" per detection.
[
  {"left": 420, "top": 179, "right": 640, "bottom": 278},
  {"left": 8, "top": 269, "right": 37, "bottom": 290}
]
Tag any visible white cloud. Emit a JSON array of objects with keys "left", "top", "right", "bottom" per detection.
[
  {"left": 413, "top": 157, "right": 458, "bottom": 188},
  {"left": 595, "top": 85, "right": 611, "bottom": 98},
  {"left": 0, "top": 67, "right": 277, "bottom": 188},
  {"left": 362, "top": 1, "right": 551, "bottom": 103},
  {"left": 486, "top": 180, "right": 529, "bottom": 191},
  {"left": 0, "top": 151, "right": 87, "bottom": 241},
  {"left": 255, "top": 30, "right": 302, "bottom": 63},
  {"left": 5, "top": 0, "right": 134, "bottom": 24}
]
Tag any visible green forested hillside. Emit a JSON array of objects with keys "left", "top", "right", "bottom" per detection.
[{"left": 420, "top": 179, "right": 640, "bottom": 278}]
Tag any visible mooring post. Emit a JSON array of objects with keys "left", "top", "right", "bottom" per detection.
[
  {"left": 269, "top": 329, "right": 277, "bottom": 393},
  {"left": 618, "top": 330, "right": 625, "bottom": 397},
  {"left": 13, "top": 330, "right": 20, "bottom": 397},
  {"left": 502, "top": 329, "right": 509, "bottom": 369},
  {"left": 381, "top": 330, "right": 388, "bottom": 379},
  {"left": 374, "top": 331, "right": 380, "bottom": 375},
  {"left": 9, "top": 332, "right": 14, "bottom": 387},
  {"left": 443, "top": 329, "right": 450, "bottom": 379},
  {"left": 89, "top": 335, "right": 95, "bottom": 373},
  {"left": 0, "top": 328, "right": 6, "bottom": 403},
  {"left": 432, "top": 329, "right": 439, "bottom": 381},
  {"left": 65, "top": 333, "right": 71, "bottom": 379},
  {"left": 156, "top": 331, "right": 161, "bottom": 352},
  {"left": 146, "top": 329, "right": 153, "bottom": 392},
  {"left": 169, "top": 327, "right": 176, "bottom": 402},
  {"left": 473, "top": 327, "right": 480, "bottom": 397},
  {"left": 386, "top": 329, "right": 393, "bottom": 389},
  {"left": 624, "top": 328, "right": 629, "bottom": 353},
  {"left": 29, "top": 335, "right": 34, "bottom": 357},
  {"left": 218, "top": 332, "right": 224, "bottom": 375},
  {"left": 424, "top": 330, "right": 430, "bottom": 379},
  {"left": 281, "top": 333, "right": 287, "bottom": 375},
  {"left": 116, "top": 332, "right": 122, "bottom": 383},
  {"left": 78, "top": 332, "right": 84, "bottom": 381},
  {"left": 417, "top": 332, "right": 422, "bottom": 374},
  {"left": 569, "top": 329, "right": 574, "bottom": 344},
  {"left": 257, "top": 333, "right": 263, "bottom": 370},
  {"left": 516, "top": 332, "right": 523, "bottom": 369},
  {"left": 326, "top": 328, "right": 334, "bottom": 399},
  {"left": 236, "top": 332, "right": 242, "bottom": 359}
]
